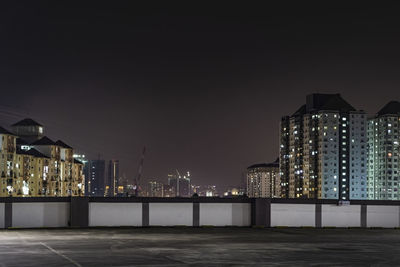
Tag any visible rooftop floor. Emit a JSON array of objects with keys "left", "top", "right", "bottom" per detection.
[{"left": 0, "top": 227, "right": 399, "bottom": 266}]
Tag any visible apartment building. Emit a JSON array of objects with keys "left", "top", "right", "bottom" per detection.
[
  {"left": 246, "top": 159, "right": 280, "bottom": 198},
  {"left": 367, "top": 101, "right": 400, "bottom": 200},
  {"left": 280, "top": 94, "right": 367, "bottom": 200},
  {"left": 0, "top": 118, "right": 84, "bottom": 197}
]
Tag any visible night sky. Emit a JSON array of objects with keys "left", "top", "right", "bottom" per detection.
[{"left": 1, "top": 3, "right": 400, "bottom": 189}]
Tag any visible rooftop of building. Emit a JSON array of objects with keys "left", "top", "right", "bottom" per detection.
[
  {"left": 377, "top": 101, "right": 400, "bottom": 116},
  {"left": 30, "top": 136, "right": 55, "bottom": 146},
  {"left": 247, "top": 158, "right": 279, "bottom": 169},
  {"left": 11, "top": 118, "right": 43, "bottom": 127},
  {"left": 16, "top": 147, "right": 50, "bottom": 158},
  {"left": 74, "top": 158, "right": 83, "bottom": 164},
  {"left": 0, "top": 126, "right": 15, "bottom": 135},
  {"left": 290, "top": 93, "right": 357, "bottom": 117},
  {"left": 55, "top": 140, "right": 73, "bottom": 149}
]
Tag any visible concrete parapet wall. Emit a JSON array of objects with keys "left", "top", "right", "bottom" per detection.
[{"left": 1, "top": 198, "right": 400, "bottom": 229}]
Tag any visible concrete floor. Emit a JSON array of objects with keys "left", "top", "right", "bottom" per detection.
[{"left": 0, "top": 228, "right": 399, "bottom": 266}]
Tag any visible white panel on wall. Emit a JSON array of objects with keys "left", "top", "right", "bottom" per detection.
[
  {"left": 367, "top": 205, "right": 399, "bottom": 228},
  {"left": 12, "top": 203, "right": 69, "bottom": 228},
  {"left": 199, "top": 203, "right": 250, "bottom": 226},
  {"left": 322, "top": 205, "right": 360, "bottom": 227},
  {"left": 200, "top": 203, "right": 231, "bottom": 226},
  {"left": 149, "top": 203, "right": 192, "bottom": 226},
  {"left": 89, "top": 203, "right": 142, "bottom": 227},
  {"left": 271, "top": 204, "right": 315, "bottom": 227},
  {"left": 0, "top": 203, "right": 4, "bottom": 229},
  {"left": 232, "top": 203, "right": 251, "bottom": 226}
]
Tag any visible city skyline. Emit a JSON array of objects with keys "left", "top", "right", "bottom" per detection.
[{"left": 1, "top": 3, "right": 400, "bottom": 188}]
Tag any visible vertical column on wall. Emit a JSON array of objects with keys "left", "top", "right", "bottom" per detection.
[
  {"left": 251, "top": 198, "right": 271, "bottom": 227},
  {"left": 193, "top": 200, "right": 200, "bottom": 227},
  {"left": 360, "top": 204, "right": 367, "bottom": 228},
  {"left": 70, "top": 197, "right": 89, "bottom": 227},
  {"left": 142, "top": 201, "right": 149, "bottom": 227},
  {"left": 398, "top": 206, "right": 400, "bottom": 228},
  {"left": 4, "top": 198, "right": 12, "bottom": 228},
  {"left": 315, "top": 203, "right": 322, "bottom": 228}
]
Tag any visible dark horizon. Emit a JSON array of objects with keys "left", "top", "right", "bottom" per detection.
[{"left": 1, "top": 3, "right": 400, "bottom": 188}]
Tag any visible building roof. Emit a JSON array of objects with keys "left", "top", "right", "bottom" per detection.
[
  {"left": 16, "top": 138, "right": 30, "bottom": 146},
  {"left": 247, "top": 158, "right": 279, "bottom": 169},
  {"left": 30, "top": 136, "right": 55, "bottom": 146},
  {"left": 26, "top": 148, "right": 50, "bottom": 158},
  {"left": 74, "top": 159, "right": 83, "bottom": 164},
  {"left": 377, "top": 101, "right": 400, "bottom": 116},
  {"left": 12, "top": 118, "right": 43, "bottom": 127},
  {"left": 16, "top": 147, "right": 49, "bottom": 158},
  {"left": 0, "top": 126, "right": 14, "bottom": 135},
  {"left": 55, "top": 140, "right": 73, "bottom": 149},
  {"left": 291, "top": 104, "right": 306, "bottom": 116},
  {"left": 290, "top": 94, "right": 357, "bottom": 117},
  {"left": 306, "top": 94, "right": 356, "bottom": 113}
]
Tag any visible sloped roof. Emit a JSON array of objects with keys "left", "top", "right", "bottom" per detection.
[
  {"left": 0, "top": 126, "right": 14, "bottom": 135},
  {"left": 317, "top": 94, "right": 356, "bottom": 112},
  {"left": 12, "top": 118, "right": 42, "bottom": 127},
  {"left": 55, "top": 140, "right": 73, "bottom": 149},
  {"left": 377, "top": 101, "right": 400, "bottom": 116},
  {"left": 16, "top": 138, "right": 30, "bottom": 146},
  {"left": 26, "top": 148, "right": 50, "bottom": 158},
  {"left": 74, "top": 159, "right": 83, "bottom": 164},
  {"left": 291, "top": 104, "right": 307, "bottom": 117},
  {"left": 16, "top": 147, "right": 49, "bottom": 158},
  {"left": 31, "top": 136, "right": 55, "bottom": 146},
  {"left": 306, "top": 94, "right": 356, "bottom": 113}
]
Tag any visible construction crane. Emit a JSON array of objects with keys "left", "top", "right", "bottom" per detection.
[{"left": 133, "top": 146, "right": 146, "bottom": 197}]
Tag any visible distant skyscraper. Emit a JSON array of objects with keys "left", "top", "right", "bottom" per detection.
[
  {"left": 106, "top": 159, "right": 119, "bottom": 196},
  {"left": 148, "top": 181, "right": 164, "bottom": 197},
  {"left": 367, "top": 101, "right": 400, "bottom": 200},
  {"left": 168, "top": 171, "right": 191, "bottom": 197},
  {"left": 280, "top": 94, "right": 367, "bottom": 200},
  {"left": 86, "top": 159, "right": 106, "bottom": 197},
  {"left": 247, "top": 159, "right": 280, "bottom": 198}
]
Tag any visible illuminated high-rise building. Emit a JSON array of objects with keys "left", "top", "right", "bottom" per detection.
[
  {"left": 367, "top": 101, "right": 400, "bottom": 200},
  {"left": 246, "top": 159, "right": 280, "bottom": 198},
  {"left": 280, "top": 94, "right": 367, "bottom": 200}
]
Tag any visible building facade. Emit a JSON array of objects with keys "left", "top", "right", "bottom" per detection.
[
  {"left": 246, "top": 159, "right": 280, "bottom": 198},
  {"left": 0, "top": 118, "right": 84, "bottom": 197},
  {"left": 367, "top": 101, "right": 400, "bottom": 200},
  {"left": 87, "top": 159, "right": 106, "bottom": 197},
  {"left": 147, "top": 181, "right": 164, "bottom": 197},
  {"left": 279, "top": 94, "right": 367, "bottom": 200},
  {"left": 168, "top": 171, "right": 191, "bottom": 197}
]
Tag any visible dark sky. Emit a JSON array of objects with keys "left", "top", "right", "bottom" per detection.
[{"left": 1, "top": 2, "right": 400, "bottom": 189}]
